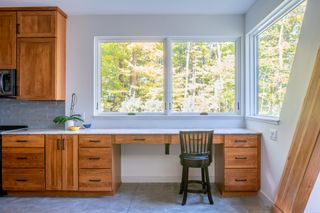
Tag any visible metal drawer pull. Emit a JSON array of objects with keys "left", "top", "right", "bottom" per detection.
[
  {"left": 89, "top": 140, "right": 101, "bottom": 143},
  {"left": 16, "top": 140, "right": 28, "bottom": 143},
  {"left": 235, "top": 156, "right": 247, "bottom": 160},
  {"left": 16, "top": 157, "right": 28, "bottom": 160},
  {"left": 235, "top": 179, "right": 247, "bottom": 182},
  {"left": 133, "top": 138, "right": 146, "bottom": 141},
  {"left": 234, "top": 140, "right": 247, "bottom": 143},
  {"left": 89, "top": 179, "right": 101, "bottom": 182},
  {"left": 88, "top": 157, "right": 100, "bottom": 160},
  {"left": 15, "top": 179, "right": 27, "bottom": 182}
]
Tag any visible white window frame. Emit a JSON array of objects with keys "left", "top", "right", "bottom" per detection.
[
  {"left": 94, "top": 36, "right": 242, "bottom": 117},
  {"left": 246, "top": 0, "right": 305, "bottom": 124}
]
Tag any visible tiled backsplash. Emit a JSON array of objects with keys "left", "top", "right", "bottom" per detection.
[{"left": 0, "top": 99, "right": 65, "bottom": 129}]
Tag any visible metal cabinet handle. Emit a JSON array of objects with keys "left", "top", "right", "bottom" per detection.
[
  {"left": 16, "top": 24, "right": 20, "bottom": 34},
  {"left": 88, "top": 157, "right": 100, "bottom": 160},
  {"left": 61, "top": 138, "right": 65, "bottom": 150},
  {"left": 133, "top": 138, "right": 146, "bottom": 141},
  {"left": 89, "top": 140, "right": 100, "bottom": 143},
  {"left": 234, "top": 140, "right": 247, "bottom": 143},
  {"left": 15, "top": 179, "right": 27, "bottom": 182},
  {"left": 235, "top": 179, "right": 247, "bottom": 182},
  {"left": 57, "top": 139, "right": 60, "bottom": 150},
  {"left": 235, "top": 156, "right": 247, "bottom": 160},
  {"left": 89, "top": 179, "right": 101, "bottom": 182},
  {"left": 16, "top": 140, "right": 28, "bottom": 143},
  {"left": 16, "top": 157, "right": 27, "bottom": 160}
]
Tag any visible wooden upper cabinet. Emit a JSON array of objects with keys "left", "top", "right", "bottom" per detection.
[
  {"left": 17, "top": 11, "right": 56, "bottom": 37},
  {"left": 0, "top": 12, "right": 16, "bottom": 69},
  {"left": 17, "top": 38, "right": 56, "bottom": 100}
]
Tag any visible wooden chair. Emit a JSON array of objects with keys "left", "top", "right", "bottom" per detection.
[{"left": 179, "top": 130, "right": 214, "bottom": 205}]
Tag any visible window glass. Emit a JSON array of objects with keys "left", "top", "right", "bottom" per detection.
[
  {"left": 172, "top": 41, "right": 236, "bottom": 113},
  {"left": 257, "top": 1, "right": 306, "bottom": 117}
]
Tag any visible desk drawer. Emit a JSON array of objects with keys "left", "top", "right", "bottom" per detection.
[
  {"left": 115, "top": 134, "right": 168, "bottom": 144},
  {"left": 225, "top": 148, "right": 257, "bottom": 169},
  {"left": 225, "top": 135, "right": 258, "bottom": 148},
  {"left": 3, "top": 135, "right": 44, "bottom": 148},
  {"left": 79, "top": 135, "right": 112, "bottom": 148},
  {"left": 79, "top": 148, "right": 112, "bottom": 169},
  {"left": 224, "top": 169, "right": 258, "bottom": 191},
  {"left": 170, "top": 134, "right": 224, "bottom": 144},
  {"left": 2, "top": 148, "right": 44, "bottom": 168},
  {"left": 79, "top": 169, "right": 112, "bottom": 191},
  {"left": 2, "top": 169, "right": 45, "bottom": 191}
]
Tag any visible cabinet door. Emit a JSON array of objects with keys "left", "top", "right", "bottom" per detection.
[
  {"left": 0, "top": 12, "right": 16, "bottom": 69},
  {"left": 62, "top": 135, "right": 78, "bottom": 191},
  {"left": 17, "top": 11, "right": 55, "bottom": 37},
  {"left": 18, "top": 38, "right": 56, "bottom": 100},
  {"left": 45, "top": 135, "right": 62, "bottom": 190}
]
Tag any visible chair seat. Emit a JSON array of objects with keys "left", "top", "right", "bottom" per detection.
[{"left": 180, "top": 154, "right": 211, "bottom": 167}]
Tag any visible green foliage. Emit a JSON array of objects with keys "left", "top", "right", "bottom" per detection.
[
  {"left": 257, "top": 1, "right": 306, "bottom": 117},
  {"left": 53, "top": 115, "right": 84, "bottom": 125}
]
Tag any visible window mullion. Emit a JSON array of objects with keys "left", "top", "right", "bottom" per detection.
[{"left": 164, "top": 38, "right": 172, "bottom": 115}]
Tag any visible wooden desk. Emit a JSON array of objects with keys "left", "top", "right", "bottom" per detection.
[{"left": 2, "top": 129, "right": 261, "bottom": 196}]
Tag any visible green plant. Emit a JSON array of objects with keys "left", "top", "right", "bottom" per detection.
[{"left": 53, "top": 115, "right": 84, "bottom": 125}]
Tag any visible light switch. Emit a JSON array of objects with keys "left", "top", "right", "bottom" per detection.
[{"left": 270, "top": 129, "right": 278, "bottom": 141}]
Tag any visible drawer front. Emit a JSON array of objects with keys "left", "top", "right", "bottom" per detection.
[
  {"left": 224, "top": 169, "right": 258, "bottom": 192},
  {"left": 225, "top": 148, "right": 258, "bottom": 169},
  {"left": 3, "top": 135, "right": 44, "bottom": 148},
  {"left": 79, "top": 148, "right": 112, "bottom": 169},
  {"left": 2, "top": 169, "right": 45, "bottom": 191},
  {"left": 79, "top": 135, "right": 112, "bottom": 148},
  {"left": 224, "top": 135, "right": 258, "bottom": 148},
  {"left": 115, "top": 134, "right": 168, "bottom": 144},
  {"left": 2, "top": 148, "right": 44, "bottom": 168},
  {"left": 79, "top": 169, "right": 112, "bottom": 191},
  {"left": 170, "top": 134, "right": 224, "bottom": 144}
]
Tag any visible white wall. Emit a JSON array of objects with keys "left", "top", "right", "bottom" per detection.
[
  {"left": 66, "top": 15, "right": 244, "bottom": 181},
  {"left": 245, "top": 0, "right": 320, "bottom": 208},
  {"left": 305, "top": 175, "right": 320, "bottom": 213}
]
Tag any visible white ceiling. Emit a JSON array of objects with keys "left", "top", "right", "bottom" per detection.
[{"left": 0, "top": 0, "right": 257, "bottom": 15}]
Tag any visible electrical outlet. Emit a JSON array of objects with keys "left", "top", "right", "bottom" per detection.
[{"left": 270, "top": 129, "right": 278, "bottom": 141}]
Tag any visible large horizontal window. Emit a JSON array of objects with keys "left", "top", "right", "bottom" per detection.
[
  {"left": 252, "top": 0, "right": 306, "bottom": 118},
  {"left": 95, "top": 38, "right": 240, "bottom": 115}
]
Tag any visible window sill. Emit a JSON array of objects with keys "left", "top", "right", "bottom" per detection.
[
  {"left": 245, "top": 116, "right": 280, "bottom": 125},
  {"left": 93, "top": 113, "right": 244, "bottom": 121}
]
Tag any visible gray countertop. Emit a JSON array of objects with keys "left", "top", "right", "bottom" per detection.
[{"left": 1, "top": 128, "right": 260, "bottom": 135}]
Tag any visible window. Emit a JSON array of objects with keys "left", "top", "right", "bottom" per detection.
[
  {"left": 172, "top": 41, "right": 236, "bottom": 113},
  {"left": 253, "top": 1, "right": 307, "bottom": 118},
  {"left": 95, "top": 38, "right": 239, "bottom": 115}
]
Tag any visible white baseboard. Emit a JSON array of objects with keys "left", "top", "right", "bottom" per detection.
[
  {"left": 258, "top": 190, "right": 274, "bottom": 206},
  {"left": 122, "top": 176, "right": 215, "bottom": 183}
]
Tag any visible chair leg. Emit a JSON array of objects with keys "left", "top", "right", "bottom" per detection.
[
  {"left": 182, "top": 166, "right": 189, "bottom": 205},
  {"left": 204, "top": 167, "right": 214, "bottom": 205},
  {"left": 201, "top": 168, "right": 206, "bottom": 193},
  {"left": 179, "top": 166, "right": 186, "bottom": 194}
]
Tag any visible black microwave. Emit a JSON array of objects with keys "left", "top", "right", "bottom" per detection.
[{"left": 0, "top": 70, "right": 16, "bottom": 97}]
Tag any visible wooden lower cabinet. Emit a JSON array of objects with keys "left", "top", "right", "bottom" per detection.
[
  {"left": 46, "top": 135, "right": 78, "bottom": 191},
  {"left": 79, "top": 169, "right": 112, "bottom": 191},
  {"left": 215, "top": 134, "right": 261, "bottom": 196}
]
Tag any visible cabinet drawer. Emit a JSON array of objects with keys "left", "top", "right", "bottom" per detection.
[
  {"left": 225, "top": 148, "right": 257, "bottom": 169},
  {"left": 2, "top": 148, "right": 44, "bottom": 168},
  {"left": 225, "top": 135, "right": 258, "bottom": 148},
  {"left": 3, "top": 135, "right": 44, "bottom": 147},
  {"left": 115, "top": 134, "right": 168, "bottom": 144},
  {"left": 170, "top": 134, "right": 224, "bottom": 144},
  {"left": 224, "top": 169, "right": 258, "bottom": 192},
  {"left": 79, "top": 148, "right": 112, "bottom": 169},
  {"left": 2, "top": 169, "right": 45, "bottom": 191},
  {"left": 79, "top": 169, "right": 112, "bottom": 191},
  {"left": 79, "top": 135, "right": 112, "bottom": 148}
]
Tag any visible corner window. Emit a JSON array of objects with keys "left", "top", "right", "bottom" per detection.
[
  {"left": 95, "top": 38, "right": 240, "bottom": 116},
  {"left": 252, "top": 1, "right": 307, "bottom": 117}
]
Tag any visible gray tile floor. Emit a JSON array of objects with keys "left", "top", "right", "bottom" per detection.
[{"left": 0, "top": 183, "right": 272, "bottom": 213}]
